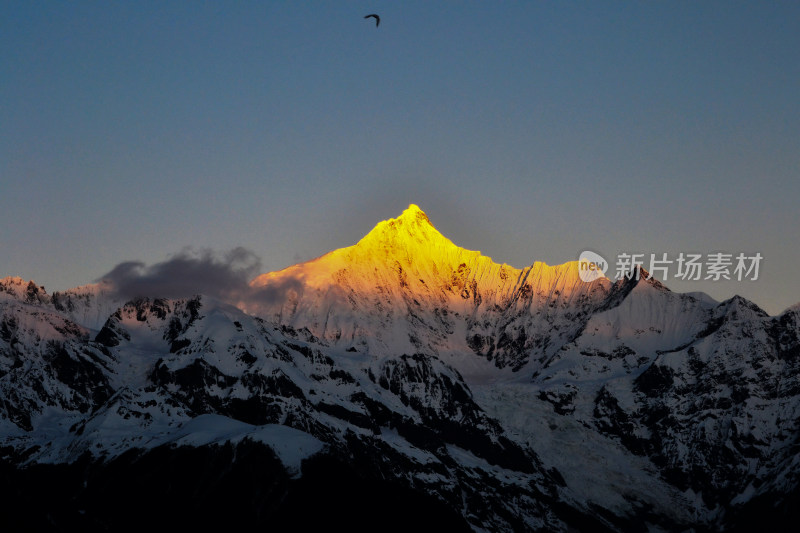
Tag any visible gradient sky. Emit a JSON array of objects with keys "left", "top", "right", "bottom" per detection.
[{"left": 2, "top": 1, "right": 799, "bottom": 314}]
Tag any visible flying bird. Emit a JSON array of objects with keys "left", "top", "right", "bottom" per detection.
[{"left": 364, "top": 14, "right": 380, "bottom": 27}]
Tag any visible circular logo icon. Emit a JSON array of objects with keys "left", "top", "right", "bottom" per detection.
[{"left": 578, "top": 251, "right": 608, "bottom": 282}]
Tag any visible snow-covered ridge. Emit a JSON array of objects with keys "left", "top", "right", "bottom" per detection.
[
  {"left": 0, "top": 276, "right": 49, "bottom": 304},
  {"left": 1, "top": 276, "right": 122, "bottom": 332}
]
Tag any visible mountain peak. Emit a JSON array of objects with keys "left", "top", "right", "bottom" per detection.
[
  {"left": 250, "top": 203, "right": 497, "bottom": 298},
  {"left": 0, "top": 276, "right": 49, "bottom": 304},
  {"left": 398, "top": 203, "right": 429, "bottom": 222},
  {"left": 387, "top": 203, "right": 434, "bottom": 229},
  {"left": 354, "top": 204, "right": 450, "bottom": 255}
]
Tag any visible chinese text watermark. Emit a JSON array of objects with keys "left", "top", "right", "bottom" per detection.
[{"left": 578, "top": 251, "right": 762, "bottom": 283}]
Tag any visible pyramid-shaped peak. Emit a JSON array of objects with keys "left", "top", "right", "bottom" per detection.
[
  {"left": 338, "top": 203, "right": 483, "bottom": 272},
  {"left": 401, "top": 203, "right": 425, "bottom": 215},
  {"left": 358, "top": 204, "right": 444, "bottom": 245},
  {"left": 397, "top": 203, "right": 432, "bottom": 224}
]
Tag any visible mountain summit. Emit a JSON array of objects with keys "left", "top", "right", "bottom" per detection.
[
  {"left": 250, "top": 204, "right": 612, "bottom": 372},
  {"left": 353, "top": 203, "right": 467, "bottom": 261},
  {"left": 252, "top": 204, "right": 502, "bottom": 288}
]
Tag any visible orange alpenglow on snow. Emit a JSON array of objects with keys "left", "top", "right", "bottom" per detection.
[{"left": 247, "top": 205, "right": 611, "bottom": 357}]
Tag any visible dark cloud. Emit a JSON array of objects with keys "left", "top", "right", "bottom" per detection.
[
  {"left": 99, "top": 247, "right": 308, "bottom": 313},
  {"left": 99, "top": 247, "right": 263, "bottom": 302}
]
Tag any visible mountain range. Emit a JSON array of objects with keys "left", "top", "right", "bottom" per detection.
[{"left": 2, "top": 204, "right": 799, "bottom": 531}]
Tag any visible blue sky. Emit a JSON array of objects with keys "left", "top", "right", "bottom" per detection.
[{"left": 2, "top": 1, "right": 798, "bottom": 314}]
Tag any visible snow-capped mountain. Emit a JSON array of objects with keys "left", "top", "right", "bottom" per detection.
[
  {"left": 2, "top": 205, "right": 799, "bottom": 531},
  {"left": 249, "top": 204, "right": 613, "bottom": 377}
]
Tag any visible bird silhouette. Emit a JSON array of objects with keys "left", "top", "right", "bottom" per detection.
[{"left": 364, "top": 14, "right": 380, "bottom": 27}]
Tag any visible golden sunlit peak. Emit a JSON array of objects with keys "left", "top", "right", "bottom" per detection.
[
  {"left": 347, "top": 203, "right": 460, "bottom": 262},
  {"left": 358, "top": 204, "right": 436, "bottom": 238},
  {"left": 398, "top": 203, "right": 430, "bottom": 223}
]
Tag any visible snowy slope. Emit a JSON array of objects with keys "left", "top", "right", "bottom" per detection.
[{"left": 1, "top": 288, "right": 578, "bottom": 531}]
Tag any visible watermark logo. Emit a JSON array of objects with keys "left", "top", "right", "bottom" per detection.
[
  {"left": 577, "top": 251, "right": 763, "bottom": 282},
  {"left": 578, "top": 251, "right": 608, "bottom": 282}
]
